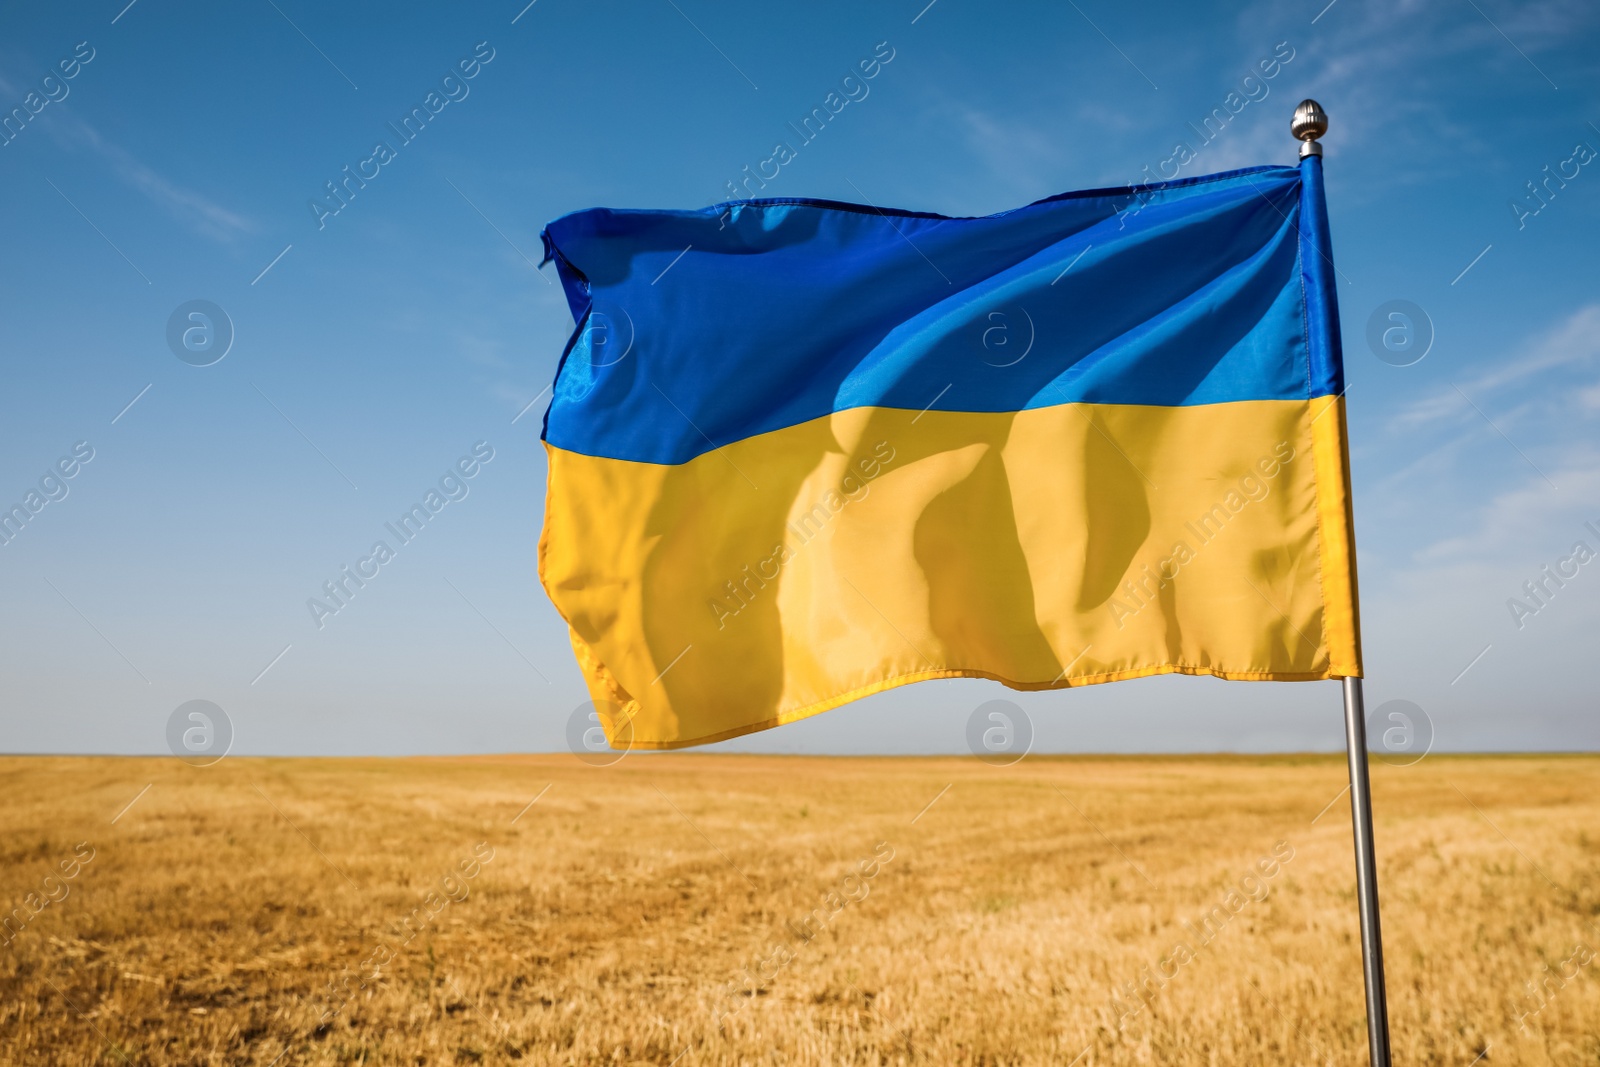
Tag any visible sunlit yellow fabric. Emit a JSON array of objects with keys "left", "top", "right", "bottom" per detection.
[{"left": 539, "top": 397, "right": 1361, "bottom": 749}]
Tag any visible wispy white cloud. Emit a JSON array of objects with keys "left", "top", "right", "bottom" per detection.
[
  {"left": 1395, "top": 303, "right": 1600, "bottom": 428},
  {"left": 22, "top": 105, "right": 256, "bottom": 242},
  {"left": 1488, "top": 0, "right": 1600, "bottom": 44},
  {"left": 1188, "top": 107, "right": 1288, "bottom": 174},
  {"left": 1221, "top": 0, "right": 1585, "bottom": 186},
  {"left": 1416, "top": 456, "right": 1600, "bottom": 562},
  {"left": 1369, "top": 422, "right": 1484, "bottom": 492},
  {"left": 948, "top": 101, "right": 1073, "bottom": 199},
  {"left": 67, "top": 120, "right": 255, "bottom": 241}
]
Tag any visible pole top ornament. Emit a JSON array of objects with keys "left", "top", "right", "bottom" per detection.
[{"left": 1292, "top": 99, "right": 1328, "bottom": 158}]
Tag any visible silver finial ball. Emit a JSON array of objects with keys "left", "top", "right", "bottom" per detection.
[{"left": 1292, "top": 99, "right": 1328, "bottom": 158}]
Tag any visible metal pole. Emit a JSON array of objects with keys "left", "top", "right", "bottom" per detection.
[
  {"left": 1293, "top": 98, "right": 1392, "bottom": 1066},
  {"left": 1342, "top": 676, "right": 1392, "bottom": 1067}
]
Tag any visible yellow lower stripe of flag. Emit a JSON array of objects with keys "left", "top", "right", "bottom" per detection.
[{"left": 541, "top": 395, "right": 1360, "bottom": 749}]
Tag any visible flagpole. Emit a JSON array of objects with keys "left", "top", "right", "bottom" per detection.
[
  {"left": 1294, "top": 98, "right": 1393, "bottom": 1067},
  {"left": 1342, "top": 676, "right": 1392, "bottom": 1066}
]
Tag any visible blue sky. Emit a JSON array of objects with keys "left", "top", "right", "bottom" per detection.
[{"left": 1, "top": 0, "right": 1597, "bottom": 756}]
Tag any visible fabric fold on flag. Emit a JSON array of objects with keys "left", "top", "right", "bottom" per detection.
[{"left": 538, "top": 159, "right": 1361, "bottom": 749}]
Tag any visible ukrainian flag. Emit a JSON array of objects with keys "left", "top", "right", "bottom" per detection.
[{"left": 538, "top": 157, "right": 1360, "bottom": 749}]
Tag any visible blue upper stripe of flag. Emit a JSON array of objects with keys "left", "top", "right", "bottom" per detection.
[{"left": 540, "top": 162, "right": 1341, "bottom": 466}]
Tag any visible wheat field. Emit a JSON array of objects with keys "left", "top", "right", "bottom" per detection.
[{"left": 0, "top": 753, "right": 1596, "bottom": 1065}]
